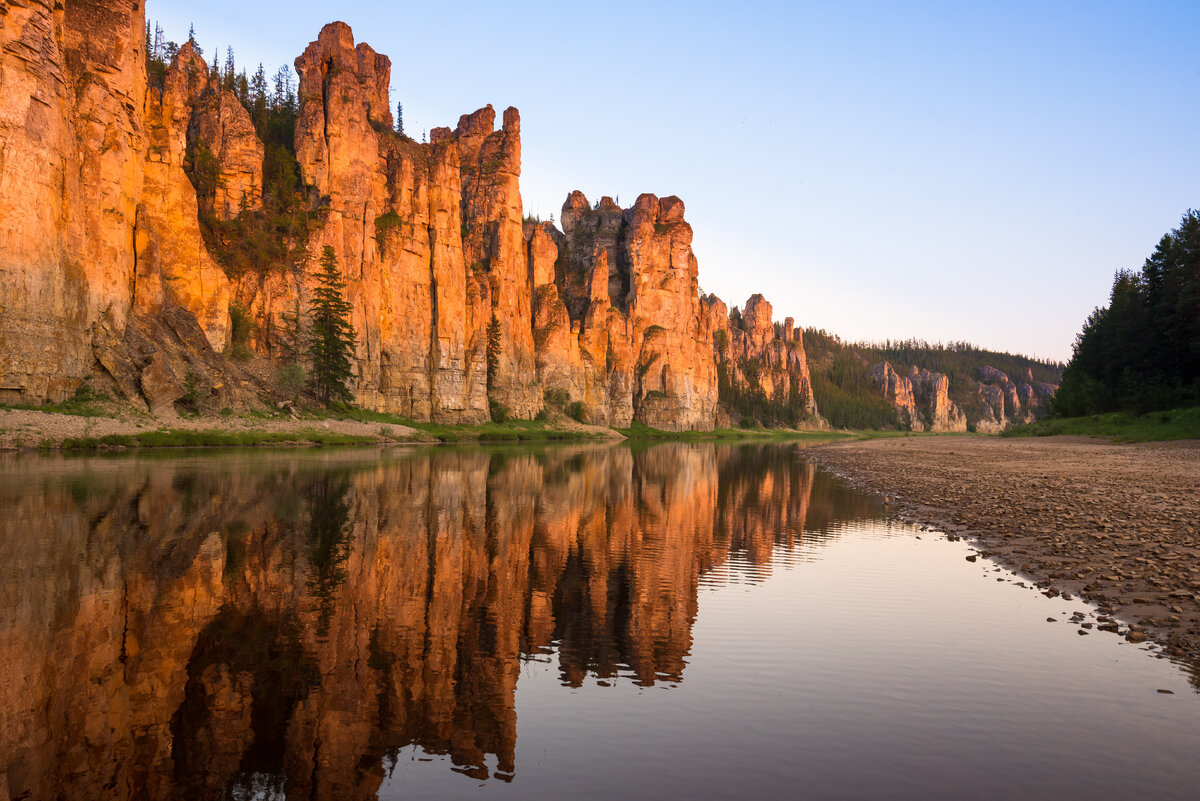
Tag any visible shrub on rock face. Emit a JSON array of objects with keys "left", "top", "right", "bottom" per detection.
[{"left": 277, "top": 363, "right": 306, "bottom": 401}]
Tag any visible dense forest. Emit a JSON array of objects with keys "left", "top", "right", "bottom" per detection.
[
  {"left": 802, "top": 329, "right": 1063, "bottom": 430},
  {"left": 1053, "top": 210, "right": 1200, "bottom": 416}
]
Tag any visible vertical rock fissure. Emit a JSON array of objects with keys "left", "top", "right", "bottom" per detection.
[{"left": 428, "top": 227, "right": 439, "bottom": 417}]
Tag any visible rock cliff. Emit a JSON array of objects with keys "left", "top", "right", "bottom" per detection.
[
  {"left": 712, "top": 294, "right": 822, "bottom": 428},
  {"left": 871, "top": 362, "right": 967, "bottom": 432},
  {"left": 974, "top": 366, "right": 1058, "bottom": 432},
  {"left": 0, "top": 11, "right": 826, "bottom": 429},
  {"left": 0, "top": 0, "right": 146, "bottom": 401},
  {"left": 528, "top": 191, "right": 723, "bottom": 429},
  {"left": 871, "top": 360, "right": 1057, "bottom": 432}
]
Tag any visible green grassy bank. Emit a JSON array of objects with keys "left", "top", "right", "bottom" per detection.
[{"left": 1002, "top": 407, "right": 1200, "bottom": 443}]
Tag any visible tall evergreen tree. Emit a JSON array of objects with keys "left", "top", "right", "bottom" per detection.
[
  {"left": 307, "top": 246, "right": 357, "bottom": 405},
  {"left": 223, "top": 47, "right": 236, "bottom": 90},
  {"left": 250, "top": 64, "right": 269, "bottom": 130},
  {"left": 396, "top": 102, "right": 404, "bottom": 136}
]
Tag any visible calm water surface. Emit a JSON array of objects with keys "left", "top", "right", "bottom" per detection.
[{"left": 0, "top": 443, "right": 1196, "bottom": 800}]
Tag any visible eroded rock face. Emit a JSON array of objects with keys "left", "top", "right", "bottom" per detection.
[
  {"left": 285, "top": 24, "right": 540, "bottom": 422},
  {"left": 972, "top": 366, "right": 1058, "bottom": 430},
  {"left": 3, "top": 10, "right": 826, "bottom": 430},
  {"left": 871, "top": 362, "right": 923, "bottom": 430},
  {"left": 138, "top": 41, "right": 232, "bottom": 352},
  {"left": 0, "top": 3, "right": 241, "bottom": 408},
  {"left": 0, "top": 0, "right": 146, "bottom": 400},
  {"left": 871, "top": 362, "right": 966, "bottom": 432},
  {"left": 191, "top": 91, "right": 264, "bottom": 219},
  {"left": 526, "top": 192, "right": 723, "bottom": 429},
  {"left": 715, "top": 294, "right": 823, "bottom": 427},
  {"left": 909, "top": 366, "right": 967, "bottom": 432}
]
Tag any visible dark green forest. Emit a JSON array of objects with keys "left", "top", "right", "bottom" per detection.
[{"left": 1053, "top": 210, "right": 1200, "bottom": 417}]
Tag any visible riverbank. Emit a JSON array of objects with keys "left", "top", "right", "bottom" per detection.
[
  {"left": 0, "top": 405, "right": 626, "bottom": 450},
  {"left": 0, "top": 403, "right": 848, "bottom": 450},
  {"left": 804, "top": 435, "right": 1200, "bottom": 664}
]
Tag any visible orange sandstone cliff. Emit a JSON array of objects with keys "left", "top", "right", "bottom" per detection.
[{"left": 0, "top": 9, "right": 823, "bottom": 429}]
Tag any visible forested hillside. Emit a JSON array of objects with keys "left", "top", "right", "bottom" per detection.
[{"left": 803, "top": 329, "right": 1064, "bottom": 430}]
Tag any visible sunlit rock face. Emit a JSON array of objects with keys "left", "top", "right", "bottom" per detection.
[
  {"left": 0, "top": 7, "right": 827, "bottom": 430},
  {"left": 139, "top": 41, "right": 235, "bottom": 351},
  {"left": 909, "top": 366, "right": 968, "bottom": 432},
  {"left": 528, "top": 192, "right": 723, "bottom": 429},
  {"left": 284, "top": 23, "right": 539, "bottom": 421},
  {"left": 0, "top": 0, "right": 147, "bottom": 401},
  {"left": 0, "top": 445, "right": 876, "bottom": 797},
  {"left": 712, "top": 294, "right": 824, "bottom": 427},
  {"left": 871, "top": 361, "right": 924, "bottom": 430},
  {"left": 0, "top": 1, "right": 238, "bottom": 408}
]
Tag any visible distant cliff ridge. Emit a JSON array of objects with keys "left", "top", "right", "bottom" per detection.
[
  {"left": 0, "top": 8, "right": 1047, "bottom": 429},
  {"left": 870, "top": 362, "right": 1056, "bottom": 432}
]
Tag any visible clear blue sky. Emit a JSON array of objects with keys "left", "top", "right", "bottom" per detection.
[{"left": 149, "top": 0, "right": 1200, "bottom": 363}]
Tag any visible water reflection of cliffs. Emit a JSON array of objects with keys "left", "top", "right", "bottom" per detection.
[{"left": 0, "top": 444, "right": 878, "bottom": 798}]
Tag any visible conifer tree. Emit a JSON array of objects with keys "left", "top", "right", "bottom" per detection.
[
  {"left": 307, "top": 246, "right": 357, "bottom": 405},
  {"left": 396, "top": 102, "right": 404, "bottom": 136}
]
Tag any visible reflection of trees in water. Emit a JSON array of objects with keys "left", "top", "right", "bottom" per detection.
[
  {"left": 0, "top": 445, "right": 884, "bottom": 800},
  {"left": 304, "top": 473, "right": 353, "bottom": 636},
  {"left": 171, "top": 609, "right": 318, "bottom": 800}
]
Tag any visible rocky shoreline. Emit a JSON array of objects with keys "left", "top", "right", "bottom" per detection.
[{"left": 803, "top": 435, "right": 1200, "bottom": 667}]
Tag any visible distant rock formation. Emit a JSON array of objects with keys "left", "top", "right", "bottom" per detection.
[
  {"left": 974, "top": 366, "right": 1058, "bottom": 432},
  {"left": 711, "top": 294, "right": 823, "bottom": 428},
  {"left": 871, "top": 362, "right": 967, "bottom": 432},
  {"left": 872, "top": 360, "right": 1057, "bottom": 432}
]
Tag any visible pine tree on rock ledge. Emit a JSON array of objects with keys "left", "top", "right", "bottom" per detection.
[{"left": 307, "top": 246, "right": 357, "bottom": 406}]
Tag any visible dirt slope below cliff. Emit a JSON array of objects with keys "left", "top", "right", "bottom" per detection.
[{"left": 804, "top": 435, "right": 1200, "bottom": 665}]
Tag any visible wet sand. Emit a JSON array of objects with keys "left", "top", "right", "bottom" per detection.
[{"left": 805, "top": 435, "right": 1200, "bottom": 663}]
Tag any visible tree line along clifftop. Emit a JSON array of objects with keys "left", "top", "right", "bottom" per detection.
[{"left": 0, "top": 6, "right": 1057, "bottom": 431}]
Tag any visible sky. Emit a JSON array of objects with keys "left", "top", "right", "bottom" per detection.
[{"left": 147, "top": 0, "right": 1200, "bottom": 363}]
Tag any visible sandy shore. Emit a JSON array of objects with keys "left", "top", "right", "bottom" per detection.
[{"left": 804, "top": 435, "right": 1200, "bottom": 664}]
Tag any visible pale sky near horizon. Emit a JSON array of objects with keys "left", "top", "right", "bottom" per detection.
[{"left": 147, "top": 0, "right": 1200, "bottom": 363}]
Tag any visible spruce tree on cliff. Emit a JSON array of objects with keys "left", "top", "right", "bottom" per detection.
[{"left": 307, "top": 246, "right": 357, "bottom": 405}]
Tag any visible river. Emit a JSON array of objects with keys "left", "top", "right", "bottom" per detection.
[{"left": 0, "top": 443, "right": 1196, "bottom": 799}]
